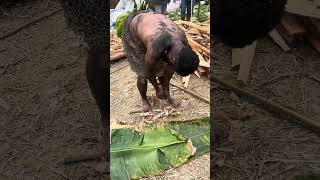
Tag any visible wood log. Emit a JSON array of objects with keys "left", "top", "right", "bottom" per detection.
[
  {"left": 212, "top": 76, "right": 320, "bottom": 133},
  {"left": 110, "top": 49, "right": 126, "bottom": 61},
  {"left": 232, "top": 41, "right": 257, "bottom": 85},
  {"left": 197, "top": 66, "right": 207, "bottom": 76},
  {"left": 182, "top": 75, "right": 191, "bottom": 88},
  {"left": 176, "top": 21, "right": 210, "bottom": 34},
  {"left": 275, "top": 24, "right": 296, "bottom": 45},
  {"left": 194, "top": 50, "right": 210, "bottom": 68},
  {"left": 285, "top": 0, "right": 320, "bottom": 19},
  {"left": 280, "top": 12, "right": 306, "bottom": 35},
  {"left": 269, "top": 29, "right": 290, "bottom": 52},
  {"left": 187, "top": 36, "right": 210, "bottom": 54}
]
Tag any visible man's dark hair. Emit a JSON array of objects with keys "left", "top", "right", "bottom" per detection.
[
  {"left": 175, "top": 46, "right": 199, "bottom": 76},
  {"left": 212, "top": 0, "right": 287, "bottom": 48}
]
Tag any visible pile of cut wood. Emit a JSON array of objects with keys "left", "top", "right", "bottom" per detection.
[
  {"left": 110, "top": 32, "right": 125, "bottom": 62},
  {"left": 175, "top": 19, "right": 210, "bottom": 88},
  {"left": 109, "top": 19, "right": 210, "bottom": 89},
  {"left": 272, "top": 12, "right": 320, "bottom": 53}
]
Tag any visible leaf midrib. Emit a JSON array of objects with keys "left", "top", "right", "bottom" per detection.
[
  {"left": 111, "top": 130, "right": 210, "bottom": 153},
  {"left": 111, "top": 140, "right": 185, "bottom": 153}
]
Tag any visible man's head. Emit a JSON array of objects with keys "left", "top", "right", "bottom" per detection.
[
  {"left": 170, "top": 46, "right": 199, "bottom": 76},
  {"left": 212, "top": 0, "right": 287, "bottom": 48}
]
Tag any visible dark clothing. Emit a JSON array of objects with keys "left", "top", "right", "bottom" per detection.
[
  {"left": 154, "top": 4, "right": 167, "bottom": 14},
  {"left": 153, "top": 0, "right": 170, "bottom": 5},
  {"left": 181, "top": 0, "right": 195, "bottom": 18}
]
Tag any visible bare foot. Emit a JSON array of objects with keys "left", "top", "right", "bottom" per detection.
[
  {"left": 142, "top": 100, "right": 152, "bottom": 112},
  {"left": 168, "top": 97, "right": 181, "bottom": 108}
]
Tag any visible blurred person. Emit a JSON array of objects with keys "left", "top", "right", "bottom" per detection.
[
  {"left": 153, "top": 0, "right": 170, "bottom": 14},
  {"left": 181, "top": 0, "right": 196, "bottom": 21}
]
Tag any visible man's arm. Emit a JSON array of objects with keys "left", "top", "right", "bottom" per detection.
[{"left": 144, "top": 49, "right": 154, "bottom": 77}]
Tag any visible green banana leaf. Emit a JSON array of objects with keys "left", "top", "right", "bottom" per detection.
[{"left": 110, "top": 116, "right": 210, "bottom": 180}]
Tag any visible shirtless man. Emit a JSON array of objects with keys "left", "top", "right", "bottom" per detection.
[{"left": 122, "top": 10, "right": 200, "bottom": 112}]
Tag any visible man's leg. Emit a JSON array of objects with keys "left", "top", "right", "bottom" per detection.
[
  {"left": 186, "top": 0, "right": 192, "bottom": 21},
  {"left": 148, "top": 76, "right": 165, "bottom": 99},
  {"left": 86, "top": 47, "right": 108, "bottom": 161},
  {"left": 180, "top": 0, "right": 186, "bottom": 20},
  {"left": 154, "top": 4, "right": 163, "bottom": 14},
  {"left": 137, "top": 76, "right": 151, "bottom": 112},
  {"left": 159, "top": 68, "right": 181, "bottom": 108},
  {"left": 162, "top": 4, "right": 167, "bottom": 14}
]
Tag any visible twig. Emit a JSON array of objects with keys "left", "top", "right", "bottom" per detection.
[
  {"left": 170, "top": 81, "right": 210, "bottom": 104},
  {"left": 0, "top": 8, "right": 63, "bottom": 40},
  {"left": 212, "top": 76, "right": 320, "bottom": 133},
  {"left": 254, "top": 72, "right": 320, "bottom": 88},
  {"left": 257, "top": 144, "right": 272, "bottom": 177},
  {"left": 13, "top": 149, "right": 69, "bottom": 179},
  {"left": 63, "top": 151, "right": 103, "bottom": 164},
  {"left": 266, "top": 158, "right": 320, "bottom": 164},
  {"left": 110, "top": 64, "right": 129, "bottom": 74}
]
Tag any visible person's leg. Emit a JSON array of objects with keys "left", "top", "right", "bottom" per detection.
[
  {"left": 86, "top": 47, "right": 108, "bottom": 161},
  {"left": 154, "top": 4, "right": 163, "bottom": 14},
  {"left": 162, "top": 4, "right": 167, "bottom": 14},
  {"left": 159, "top": 67, "right": 181, "bottom": 108},
  {"left": 137, "top": 76, "right": 152, "bottom": 112},
  {"left": 180, "top": 0, "right": 186, "bottom": 20},
  {"left": 186, "top": 0, "right": 191, "bottom": 21},
  {"left": 148, "top": 76, "right": 165, "bottom": 99}
]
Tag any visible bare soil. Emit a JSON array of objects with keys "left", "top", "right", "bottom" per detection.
[
  {"left": 110, "top": 60, "right": 210, "bottom": 180},
  {"left": 212, "top": 37, "right": 320, "bottom": 180},
  {"left": 0, "top": 1, "right": 105, "bottom": 179}
]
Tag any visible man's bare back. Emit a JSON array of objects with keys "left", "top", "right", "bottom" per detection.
[{"left": 130, "top": 12, "right": 186, "bottom": 49}]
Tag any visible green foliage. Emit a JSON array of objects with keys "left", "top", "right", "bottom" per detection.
[
  {"left": 193, "top": 5, "right": 209, "bottom": 22},
  {"left": 167, "top": 4, "right": 209, "bottom": 22},
  {"left": 115, "top": 13, "right": 129, "bottom": 38}
]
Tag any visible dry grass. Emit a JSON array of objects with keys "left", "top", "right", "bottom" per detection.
[{"left": 212, "top": 38, "right": 320, "bottom": 180}]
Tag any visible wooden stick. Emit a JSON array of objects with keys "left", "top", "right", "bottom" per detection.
[
  {"left": 269, "top": 29, "right": 290, "bottom": 52},
  {"left": 0, "top": 9, "right": 63, "bottom": 40},
  {"left": 236, "top": 40, "right": 257, "bottom": 85},
  {"left": 176, "top": 21, "right": 210, "bottom": 34},
  {"left": 182, "top": 75, "right": 191, "bottom": 88},
  {"left": 212, "top": 76, "right": 320, "bottom": 133},
  {"left": 187, "top": 36, "right": 210, "bottom": 54},
  {"left": 110, "top": 51, "right": 126, "bottom": 62},
  {"left": 170, "top": 82, "right": 209, "bottom": 104},
  {"left": 194, "top": 50, "right": 210, "bottom": 68},
  {"left": 63, "top": 151, "right": 103, "bottom": 164}
]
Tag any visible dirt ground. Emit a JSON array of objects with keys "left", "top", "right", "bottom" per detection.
[
  {"left": 110, "top": 58, "right": 210, "bottom": 180},
  {"left": 0, "top": 1, "right": 106, "bottom": 179},
  {"left": 0, "top": 1, "right": 210, "bottom": 180},
  {"left": 212, "top": 38, "right": 320, "bottom": 179}
]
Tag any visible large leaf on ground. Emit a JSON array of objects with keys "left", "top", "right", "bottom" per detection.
[
  {"left": 110, "top": 117, "right": 210, "bottom": 180},
  {"left": 168, "top": 116, "right": 210, "bottom": 158}
]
